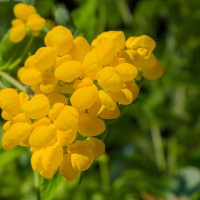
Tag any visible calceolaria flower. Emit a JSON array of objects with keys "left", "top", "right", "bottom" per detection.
[
  {"left": 0, "top": 25, "right": 163, "bottom": 181},
  {"left": 9, "top": 3, "right": 46, "bottom": 43}
]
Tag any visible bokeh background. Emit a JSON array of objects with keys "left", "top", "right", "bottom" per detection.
[{"left": 0, "top": 0, "right": 200, "bottom": 199}]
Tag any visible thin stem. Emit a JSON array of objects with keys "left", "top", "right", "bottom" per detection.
[
  {"left": 98, "top": 154, "right": 111, "bottom": 194},
  {"left": 0, "top": 71, "right": 27, "bottom": 92},
  {"left": 34, "top": 172, "right": 41, "bottom": 200},
  {"left": 8, "top": 36, "right": 34, "bottom": 71},
  {"left": 150, "top": 124, "right": 166, "bottom": 171}
]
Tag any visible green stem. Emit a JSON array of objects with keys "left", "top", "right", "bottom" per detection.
[
  {"left": 34, "top": 172, "right": 41, "bottom": 200},
  {"left": 167, "top": 136, "right": 177, "bottom": 175},
  {"left": 0, "top": 71, "right": 27, "bottom": 92},
  {"left": 8, "top": 36, "right": 34, "bottom": 71},
  {"left": 98, "top": 154, "right": 111, "bottom": 194},
  {"left": 150, "top": 124, "right": 166, "bottom": 171}
]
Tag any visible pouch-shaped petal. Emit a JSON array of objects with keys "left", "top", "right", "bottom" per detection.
[
  {"left": 67, "top": 141, "right": 94, "bottom": 171},
  {"left": 31, "top": 149, "right": 44, "bottom": 173},
  {"left": 110, "top": 88, "right": 134, "bottom": 105},
  {"left": 48, "top": 103, "right": 65, "bottom": 122},
  {"left": 14, "top": 3, "right": 36, "bottom": 21},
  {"left": 9, "top": 23, "right": 26, "bottom": 43},
  {"left": 97, "top": 67, "right": 123, "bottom": 93},
  {"left": 92, "top": 39, "right": 116, "bottom": 66},
  {"left": 59, "top": 153, "right": 78, "bottom": 181},
  {"left": 40, "top": 169, "right": 57, "bottom": 179},
  {"left": 19, "top": 67, "right": 42, "bottom": 85},
  {"left": 54, "top": 106, "right": 79, "bottom": 131},
  {"left": 78, "top": 112, "right": 106, "bottom": 137},
  {"left": 42, "top": 142, "right": 63, "bottom": 171},
  {"left": 70, "top": 36, "right": 91, "bottom": 62},
  {"left": 70, "top": 84, "right": 98, "bottom": 111},
  {"left": 99, "top": 106, "right": 120, "bottom": 120},
  {"left": 126, "top": 35, "right": 156, "bottom": 52},
  {"left": 44, "top": 25, "right": 73, "bottom": 56},
  {"left": 26, "top": 13, "right": 45, "bottom": 31},
  {"left": 87, "top": 137, "right": 105, "bottom": 159},
  {"left": 82, "top": 51, "right": 102, "bottom": 79},
  {"left": 29, "top": 124, "right": 56, "bottom": 148},
  {"left": 34, "top": 47, "right": 57, "bottom": 72},
  {"left": 56, "top": 129, "right": 77, "bottom": 146},
  {"left": 142, "top": 61, "right": 164, "bottom": 80},
  {"left": 2, "top": 122, "right": 32, "bottom": 150},
  {"left": 115, "top": 63, "right": 138, "bottom": 82},
  {"left": 98, "top": 90, "right": 116, "bottom": 111},
  {"left": 55, "top": 61, "right": 82, "bottom": 82},
  {"left": 21, "top": 94, "right": 50, "bottom": 119},
  {"left": 1, "top": 110, "right": 12, "bottom": 121},
  {"left": 0, "top": 88, "right": 20, "bottom": 116}
]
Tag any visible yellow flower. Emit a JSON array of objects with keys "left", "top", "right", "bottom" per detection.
[
  {"left": 67, "top": 141, "right": 94, "bottom": 171},
  {"left": 55, "top": 60, "right": 82, "bottom": 82},
  {"left": 26, "top": 13, "right": 46, "bottom": 31},
  {"left": 56, "top": 129, "right": 77, "bottom": 146},
  {"left": 9, "top": 22, "right": 26, "bottom": 43},
  {"left": 29, "top": 124, "right": 56, "bottom": 148},
  {"left": 70, "top": 84, "right": 98, "bottom": 111},
  {"left": 13, "top": 3, "right": 36, "bottom": 21},
  {"left": 2, "top": 122, "right": 32, "bottom": 150},
  {"left": 78, "top": 112, "right": 106, "bottom": 136},
  {"left": 44, "top": 25, "right": 74, "bottom": 56},
  {"left": 21, "top": 94, "right": 50, "bottom": 119},
  {"left": 0, "top": 88, "right": 21, "bottom": 116}
]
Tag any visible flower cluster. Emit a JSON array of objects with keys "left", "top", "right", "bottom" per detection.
[
  {"left": 9, "top": 3, "right": 46, "bottom": 43},
  {"left": 0, "top": 25, "right": 163, "bottom": 180}
]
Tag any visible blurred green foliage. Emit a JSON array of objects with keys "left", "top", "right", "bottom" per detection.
[{"left": 0, "top": 0, "right": 200, "bottom": 199}]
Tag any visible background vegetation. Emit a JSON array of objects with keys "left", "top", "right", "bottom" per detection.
[{"left": 0, "top": 0, "right": 200, "bottom": 199}]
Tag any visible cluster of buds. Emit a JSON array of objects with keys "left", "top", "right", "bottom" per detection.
[
  {"left": 0, "top": 17, "right": 163, "bottom": 180},
  {"left": 9, "top": 3, "right": 46, "bottom": 43}
]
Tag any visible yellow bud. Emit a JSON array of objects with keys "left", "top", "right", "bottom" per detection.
[
  {"left": 14, "top": 3, "right": 36, "bottom": 21},
  {"left": 73, "top": 78, "right": 93, "bottom": 90},
  {"left": 87, "top": 137, "right": 105, "bottom": 159},
  {"left": 2, "top": 122, "right": 32, "bottom": 150},
  {"left": 21, "top": 94, "right": 50, "bottom": 119},
  {"left": 29, "top": 124, "right": 56, "bottom": 148},
  {"left": 26, "top": 13, "right": 45, "bottom": 31},
  {"left": 67, "top": 141, "right": 94, "bottom": 171},
  {"left": 11, "top": 19, "right": 23, "bottom": 26},
  {"left": 11, "top": 113, "right": 31, "bottom": 124},
  {"left": 59, "top": 153, "right": 78, "bottom": 181},
  {"left": 42, "top": 142, "right": 63, "bottom": 171},
  {"left": 56, "top": 129, "right": 77, "bottom": 146},
  {"left": 115, "top": 63, "right": 138, "bottom": 82},
  {"left": 70, "top": 36, "right": 91, "bottom": 62},
  {"left": 45, "top": 25, "right": 73, "bottom": 56},
  {"left": 55, "top": 61, "right": 82, "bottom": 82},
  {"left": 18, "top": 92, "right": 30, "bottom": 107},
  {"left": 78, "top": 112, "right": 106, "bottom": 137},
  {"left": 9, "top": 23, "right": 26, "bottom": 43},
  {"left": 70, "top": 84, "right": 98, "bottom": 110},
  {"left": 97, "top": 67, "right": 123, "bottom": 92},
  {"left": 24, "top": 55, "right": 35, "bottom": 68}
]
